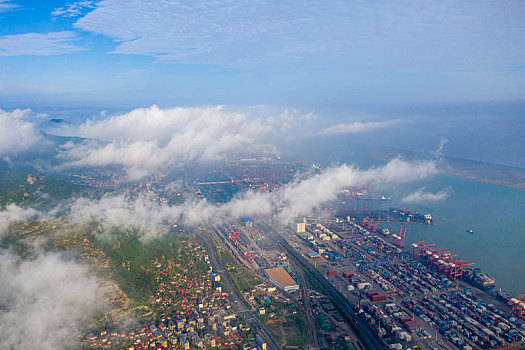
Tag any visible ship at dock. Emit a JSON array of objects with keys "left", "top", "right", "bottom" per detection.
[
  {"left": 410, "top": 241, "right": 495, "bottom": 291},
  {"left": 336, "top": 207, "right": 435, "bottom": 225},
  {"left": 495, "top": 289, "right": 512, "bottom": 302},
  {"left": 463, "top": 268, "right": 496, "bottom": 290},
  {"left": 377, "top": 228, "right": 390, "bottom": 235},
  {"left": 389, "top": 208, "right": 435, "bottom": 225}
]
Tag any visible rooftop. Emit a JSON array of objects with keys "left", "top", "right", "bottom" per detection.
[{"left": 265, "top": 267, "right": 297, "bottom": 287}]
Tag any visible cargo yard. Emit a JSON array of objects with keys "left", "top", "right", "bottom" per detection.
[
  {"left": 273, "top": 215, "right": 525, "bottom": 350},
  {"left": 205, "top": 213, "right": 524, "bottom": 349}
]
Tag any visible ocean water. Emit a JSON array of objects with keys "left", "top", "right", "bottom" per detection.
[
  {"left": 280, "top": 133, "right": 525, "bottom": 296},
  {"left": 384, "top": 175, "right": 525, "bottom": 296}
]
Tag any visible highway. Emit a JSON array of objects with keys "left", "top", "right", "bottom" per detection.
[
  {"left": 199, "top": 228, "right": 281, "bottom": 350},
  {"left": 259, "top": 222, "right": 389, "bottom": 350}
]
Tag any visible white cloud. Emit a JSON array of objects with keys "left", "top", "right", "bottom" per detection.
[
  {"left": 0, "top": 204, "right": 40, "bottom": 233},
  {"left": 434, "top": 137, "right": 449, "bottom": 159},
  {"left": 54, "top": 105, "right": 294, "bottom": 180},
  {"left": 320, "top": 120, "right": 401, "bottom": 135},
  {"left": 0, "top": 31, "right": 84, "bottom": 56},
  {"left": 401, "top": 186, "right": 452, "bottom": 204},
  {"left": 52, "top": 1, "right": 98, "bottom": 18},
  {"left": 209, "top": 158, "right": 438, "bottom": 224},
  {"left": 0, "top": 249, "right": 104, "bottom": 350},
  {"left": 69, "top": 194, "right": 183, "bottom": 239},
  {"left": 72, "top": 0, "right": 525, "bottom": 69},
  {"left": 0, "top": 0, "right": 18, "bottom": 13},
  {"left": 66, "top": 157, "right": 439, "bottom": 234},
  {"left": 0, "top": 109, "right": 44, "bottom": 158},
  {"left": 273, "top": 157, "right": 438, "bottom": 222}
]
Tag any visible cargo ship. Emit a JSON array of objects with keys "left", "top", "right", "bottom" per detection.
[
  {"left": 389, "top": 208, "right": 435, "bottom": 225},
  {"left": 378, "top": 228, "right": 390, "bottom": 235},
  {"left": 495, "top": 289, "right": 512, "bottom": 303},
  {"left": 463, "top": 268, "right": 496, "bottom": 290}
]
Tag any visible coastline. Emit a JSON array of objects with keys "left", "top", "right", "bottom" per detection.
[{"left": 370, "top": 149, "right": 525, "bottom": 192}]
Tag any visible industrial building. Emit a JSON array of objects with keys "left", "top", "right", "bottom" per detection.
[{"left": 264, "top": 267, "right": 299, "bottom": 292}]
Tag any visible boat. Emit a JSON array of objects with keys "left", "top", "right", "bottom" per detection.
[
  {"left": 378, "top": 228, "right": 390, "bottom": 235},
  {"left": 466, "top": 229, "right": 474, "bottom": 234},
  {"left": 463, "top": 268, "right": 495, "bottom": 290},
  {"left": 495, "top": 289, "right": 512, "bottom": 302}
]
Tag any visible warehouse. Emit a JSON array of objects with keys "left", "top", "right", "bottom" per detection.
[{"left": 264, "top": 267, "right": 299, "bottom": 292}]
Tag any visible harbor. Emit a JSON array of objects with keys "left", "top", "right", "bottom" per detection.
[{"left": 285, "top": 215, "right": 525, "bottom": 349}]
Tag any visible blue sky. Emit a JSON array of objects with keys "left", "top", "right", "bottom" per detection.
[{"left": 1, "top": 0, "right": 525, "bottom": 109}]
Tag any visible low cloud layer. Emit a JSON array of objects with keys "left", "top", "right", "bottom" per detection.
[
  {"left": 0, "top": 204, "right": 103, "bottom": 350},
  {"left": 320, "top": 120, "right": 401, "bottom": 135},
  {"left": 0, "top": 204, "right": 40, "bottom": 233},
  {"left": 67, "top": 157, "right": 439, "bottom": 236},
  {"left": 0, "top": 31, "right": 84, "bottom": 56},
  {"left": 0, "top": 109, "right": 43, "bottom": 158},
  {"left": 54, "top": 105, "right": 299, "bottom": 179},
  {"left": 401, "top": 186, "right": 452, "bottom": 204},
  {"left": 0, "top": 249, "right": 103, "bottom": 350},
  {"left": 69, "top": 194, "right": 181, "bottom": 239}
]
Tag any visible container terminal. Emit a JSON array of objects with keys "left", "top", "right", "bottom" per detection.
[
  {"left": 292, "top": 216, "right": 523, "bottom": 349},
  {"left": 209, "top": 211, "right": 525, "bottom": 349}
]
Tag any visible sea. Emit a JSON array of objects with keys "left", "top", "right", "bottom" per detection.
[
  {"left": 383, "top": 174, "right": 525, "bottom": 296},
  {"left": 277, "top": 103, "right": 525, "bottom": 296},
  {"left": 281, "top": 138, "right": 525, "bottom": 296}
]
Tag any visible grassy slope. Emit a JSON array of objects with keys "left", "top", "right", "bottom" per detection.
[{"left": 0, "top": 170, "right": 104, "bottom": 206}]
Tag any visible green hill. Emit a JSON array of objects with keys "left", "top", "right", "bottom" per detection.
[{"left": 0, "top": 170, "right": 104, "bottom": 207}]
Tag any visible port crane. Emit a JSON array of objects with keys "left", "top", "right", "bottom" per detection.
[
  {"left": 392, "top": 226, "right": 406, "bottom": 249},
  {"left": 508, "top": 293, "right": 525, "bottom": 317},
  {"left": 409, "top": 240, "right": 436, "bottom": 258},
  {"left": 227, "top": 231, "right": 239, "bottom": 242},
  {"left": 445, "top": 258, "right": 475, "bottom": 280},
  {"left": 425, "top": 249, "right": 458, "bottom": 269},
  {"left": 371, "top": 219, "right": 380, "bottom": 233},
  {"left": 241, "top": 251, "right": 254, "bottom": 261},
  {"left": 367, "top": 218, "right": 375, "bottom": 230}
]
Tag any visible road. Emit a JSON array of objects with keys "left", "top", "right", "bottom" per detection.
[
  {"left": 259, "top": 222, "right": 389, "bottom": 350},
  {"left": 213, "top": 222, "right": 321, "bottom": 349},
  {"left": 198, "top": 228, "right": 281, "bottom": 350}
]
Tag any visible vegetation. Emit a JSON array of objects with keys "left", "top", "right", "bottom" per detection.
[
  {"left": 90, "top": 229, "right": 207, "bottom": 305},
  {"left": 0, "top": 170, "right": 104, "bottom": 207},
  {"left": 1, "top": 217, "right": 211, "bottom": 327}
]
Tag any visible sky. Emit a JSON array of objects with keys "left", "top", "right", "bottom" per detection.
[{"left": 0, "top": 0, "right": 525, "bottom": 109}]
